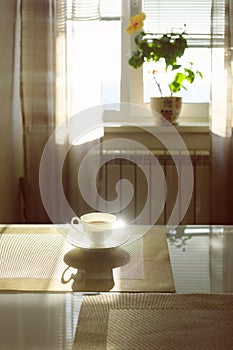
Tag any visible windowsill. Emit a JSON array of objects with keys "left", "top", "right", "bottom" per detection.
[
  {"left": 103, "top": 103, "right": 210, "bottom": 134},
  {"left": 170, "top": 121, "right": 209, "bottom": 133},
  {"left": 103, "top": 114, "right": 210, "bottom": 151},
  {"left": 104, "top": 117, "right": 210, "bottom": 134}
]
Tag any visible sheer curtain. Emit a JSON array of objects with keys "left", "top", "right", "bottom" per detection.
[
  {"left": 20, "top": 0, "right": 103, "bottom": 223},
  {"left": 210, "top": 0, "right": 233, "bottom": 224},
  {"left": 0, "top": 0, "right": 23, "bottom": 222},
  {"left": 210, "top": 0, "right": 233, "bottom": 137},
  {"left": 55, "top": 0, "right": 102, "bottom": 126},
  {"left": 20, "top": 0, "right": 56, "bottom": 222}
]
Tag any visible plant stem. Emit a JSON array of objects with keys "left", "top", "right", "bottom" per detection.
[{"left": 153, "top": 77, "right": 163, "bottom": 96}]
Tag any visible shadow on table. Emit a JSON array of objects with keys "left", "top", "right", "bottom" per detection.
[{"left": 61, "top": 247, "right": 130, "bottom": 292}]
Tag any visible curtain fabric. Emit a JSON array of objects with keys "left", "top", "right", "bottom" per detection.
[
  {"left": 68, "top": 0, "right": 100, "bottom": 20},
  {"left": 20, "top": 0, "right": 56, "bottom": 222},
  {"left": 210, "top": 0, "right": 233, "bottom": 137},
  {"left": 20, "top": 0, "right": 102, "bottom": 223},
  {"left": 0, "top": 0, "right": 24, "bottom": 222},
  {"left": 55, "top": 0, "right": 102, "bottom": 220},
  {"left": 210, "top": 0, "right": 233, "bottom": 224}
]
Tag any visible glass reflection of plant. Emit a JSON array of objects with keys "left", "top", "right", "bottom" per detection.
[{"left": 167, "top": 228, "right": 192, "bottom": 252}]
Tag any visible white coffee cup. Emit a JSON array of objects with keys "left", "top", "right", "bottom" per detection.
[{"left": 71, "top": 212, "right": 117, "bottom": 245}]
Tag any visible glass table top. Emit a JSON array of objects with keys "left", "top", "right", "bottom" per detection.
[
  {"left": 166, "top": 225, "right": 233, "bottom": 293},
  {"left": 1, "top": 224, "right": 233, "bottom": 349}
]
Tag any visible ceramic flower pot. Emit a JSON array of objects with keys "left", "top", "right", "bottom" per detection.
[{"left": 150, "top": 96, "right": 182, "bottom": 124}]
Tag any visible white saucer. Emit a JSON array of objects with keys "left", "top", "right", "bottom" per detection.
[{"left": 66, "top": 223, "right": 129, "bottom": 250}]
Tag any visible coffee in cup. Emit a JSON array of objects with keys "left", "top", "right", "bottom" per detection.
[{"left": 71, "top": 212, "right": 117, "bottom": 245}]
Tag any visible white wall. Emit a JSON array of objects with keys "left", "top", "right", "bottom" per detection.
[{"left": 0, "top": 0, "right": 23, "bottom": 222}]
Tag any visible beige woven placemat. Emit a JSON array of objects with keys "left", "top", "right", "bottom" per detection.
[
  {"left": 74, "top": 293, "right": 233, "bottom": 350},
  {"left": 0, "top": 225, "right": 174, "bottom": 292}
]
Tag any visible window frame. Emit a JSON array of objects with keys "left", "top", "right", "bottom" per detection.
[{"left": 120, "top": 0, "right": 211, "bottom": 123}]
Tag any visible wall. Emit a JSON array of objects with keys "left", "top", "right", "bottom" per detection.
[{"left": 0, "top": 0, "right": 23, "bottom": 222}]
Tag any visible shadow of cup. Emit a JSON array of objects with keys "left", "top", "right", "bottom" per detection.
[{"left": 61, "top": 247, "right": 130, "bottom": 292}]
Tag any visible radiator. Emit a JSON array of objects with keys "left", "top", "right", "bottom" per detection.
[{"left": 98, "top": 149, "right": 210, "bottom": 225}]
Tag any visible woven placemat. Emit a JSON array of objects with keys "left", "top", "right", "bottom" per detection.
[
  {"left": 0, "top": 225, "right": 174, "bottom": 292},
  {"left": 74, "top": 293, "right": 233, "bottom": 350}
]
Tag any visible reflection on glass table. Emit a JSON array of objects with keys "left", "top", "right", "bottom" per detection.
[{"left": 167, "top": 225, "right": 233, "bottom": 293}]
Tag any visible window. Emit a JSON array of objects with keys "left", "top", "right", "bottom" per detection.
[
  {"left": 121, "top": 0, "right": 214, "bottom": 121},
  {"left": 68, "top": 0, "right": 215, "bottom": 121}
]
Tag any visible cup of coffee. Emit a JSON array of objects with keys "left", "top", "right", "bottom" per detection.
[{"left": 71, "top": 212, "right": 117, "bottom": 245}]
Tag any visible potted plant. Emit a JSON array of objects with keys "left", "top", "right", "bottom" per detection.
[{"left": 125, "top": 12, "right": 203, "bottom": 123}]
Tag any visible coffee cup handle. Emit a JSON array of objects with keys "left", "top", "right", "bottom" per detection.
[{"left": 71, "top": 216, "right": 82, "bottom": 229}]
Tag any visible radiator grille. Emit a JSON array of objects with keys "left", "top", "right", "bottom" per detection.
[{"left": 99, "top": 149, "right": 210, "bottom": 225}]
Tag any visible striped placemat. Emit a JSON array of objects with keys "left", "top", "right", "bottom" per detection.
[
  {"left": 0, "top": 225, "right": 174, "bottom": 292},
  {"left": 74, "top": 293, "right": 233, "bottom": 350}
]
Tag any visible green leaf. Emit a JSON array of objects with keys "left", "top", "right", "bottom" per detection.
[
  {"left": 172, "top": 64, "right": 181, "bottom": 70},
  {"left": 197, "top": 70, "right": 203, "bottom": 78},
  {"left": 128, "top": 53, "right": 144, "bottom": 68}
]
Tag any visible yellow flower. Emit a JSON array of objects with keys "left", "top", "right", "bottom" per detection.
[{"left": 125, "top": 12, "right": 146, "bottom": 35}]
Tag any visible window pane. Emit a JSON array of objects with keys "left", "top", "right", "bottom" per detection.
[
  {"left": 70, "top": 20, "right": 121, "bottom": 114},
  {"left": 141, "top": 0, "right": 212, "bottom": 104},
  {"left": 143, "top": 48, "right": 211, "bottom": 103}
]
